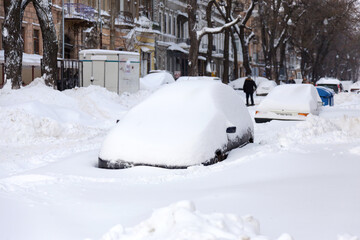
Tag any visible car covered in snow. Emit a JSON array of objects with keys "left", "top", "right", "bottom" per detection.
[
  {"left": 140, "top": 71, "right": 175, "bottom": 91},
  {"left": 99, "top": 80, "right": 254, "bottom": 169},
  {"left": 256, "top": 80, "right": 277, "bottom": 96},
  {"left": 229, "top": 76, "right": 270, "bottom": 90},
  {"left": 254, "top": 84, "right": 323, "bottom": 123},
  {"left": 176, "top": 76, "right": 222, "bottom": 82},
  {"left": 315, "top": 78, "right": 344, "bottom": 93},
  {"left": 349, "top": 82, "right": 360, "bottom": 94}
]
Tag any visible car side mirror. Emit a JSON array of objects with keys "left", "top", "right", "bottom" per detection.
[{"left": 226, "top": 126, "right": 236, "bottom": 134}]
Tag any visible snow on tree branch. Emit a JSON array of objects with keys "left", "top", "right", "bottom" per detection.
[{"left": 196, "top": 15, "right": 241, "bottom": 40}]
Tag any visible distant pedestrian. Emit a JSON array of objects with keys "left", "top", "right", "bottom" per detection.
[{"left": 243, "top": 76, "right": 257, "bottom": 106}]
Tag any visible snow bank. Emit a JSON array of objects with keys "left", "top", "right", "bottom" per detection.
[
  {"left": 101, "top": 201, "right": 290, "bottom": 240},
  {"left": 140, "top": 72, "right": 175, "bottom": 91},
  {"left": 99, "top": 80, "right": 253, "bottom": 167},
  {"left": 0, "top": 78, "right": 149, "bottom": 144},
  {"left": 274, "top": 115, "right": 360, "bottom": 147}
]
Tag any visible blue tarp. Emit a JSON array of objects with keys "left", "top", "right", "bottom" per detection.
[{"left": 316, "top": 86, "right": 334, "bottom": 106}]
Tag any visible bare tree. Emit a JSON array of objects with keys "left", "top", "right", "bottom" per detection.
[
  {"left": 187, "top": 0, "right": 258, "bottom": 77},
  {"left": 3, "top": 0, "right": 58, "bottom": 89},
  {"left": 2, "top": 0, "right": 24, "bottom": 89},
  {"left": 289, "top": 0, "right": 359, "bottom": 82}
]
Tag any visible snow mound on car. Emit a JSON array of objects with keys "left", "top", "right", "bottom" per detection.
[
  {"left": 101, "top": 201, "right": 291, "bottom": 240},
  {"left": 99, "top": 80, "right": 253, "bottom": 167},
  {"left": 257, "top": 84, "right": 321, "bottom": 113},
  {"left": 140, "top": 72, "right": 175, "bottom": 91}
]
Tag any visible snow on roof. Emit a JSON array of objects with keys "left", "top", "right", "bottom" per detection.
[
  {"left": 317, "top": 77, "right": 341, "bottom": 85},
  {"left": 257, "top": 84, "right": 322, "bottom": 113},
  {"left": 167, "top": 42, "right": 189, "bottom": 54},
  {"left": 140, "top": 72, "right": 175, "bottom": 91},
  {"left": 0, "top": 50, "right": 42, "bottom": 66},
  {"left": 79, "top": 49, "right": 139, "bottom": 57},
  {"left": 99, "top": 80, "right": 253, "bottom": 167}
]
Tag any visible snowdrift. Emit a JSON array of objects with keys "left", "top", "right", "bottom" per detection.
[{"left": 101, "top": 201, "right": 293, "bottom": 240}]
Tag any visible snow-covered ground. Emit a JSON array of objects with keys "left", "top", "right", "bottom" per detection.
[{"left": 0, "top": 80, "right": 359, "bottom": 240}]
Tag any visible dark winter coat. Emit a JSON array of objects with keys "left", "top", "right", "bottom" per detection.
[{"left": 243, "top": 78, "right": 257, "bottom": 94}]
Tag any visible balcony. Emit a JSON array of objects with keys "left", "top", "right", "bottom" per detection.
[
  {"left": 64, "top": 3, "right": 96, "bottom": 23},
  {"left": 115, "top": 11, "right": 135, "bottom": 28},
  {"left": 176, "top": 38, "right": 190, "bottom": 45}
]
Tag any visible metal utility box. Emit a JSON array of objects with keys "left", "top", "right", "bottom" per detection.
[
  {"left": 79, "top": 49, "right": 140, "bottom": 94},
  {"left": 316, "top": 86, "right": 334, "bottom": 106}
]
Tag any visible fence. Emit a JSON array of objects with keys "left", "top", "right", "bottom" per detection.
[{"left": 56, "top": 59, "right": 82, "bottom": 91}]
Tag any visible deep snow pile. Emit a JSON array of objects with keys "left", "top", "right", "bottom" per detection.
[
  {"left": 101, "top": 201, "right": 292, "bottom": 240},
  {"left": 0, "top": 78, "right": 150, "bottom": 176},
  {"left": 0, "top": 78, "right": 150, "bottom": 144},
  {"left": 1, "top": 81, "right": 360, "bottom": 240}
]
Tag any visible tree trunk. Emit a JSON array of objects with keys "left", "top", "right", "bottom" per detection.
[
  {"left": 206, "top": 0, "right": 215, "bottom": 76},
  {"left": 187, "top": 0, "right": 199, "bottom": 76},
  {"left": 110, "top": 0, "right": 116, "bottom": 50},
  {"left": 239, "top": 29, "right": 252, "bottom": 76},
  {"left": 222, "top": 0, "right": 231, "bottom": 84},
  {"left": 231, "top": 32, "right": 238, "bottom": 79},
  {"left": 3, "top": 0, "right": 23, "bottom": 89},
  {"left": 33, "top": 0, "right": 58, "bottom": 87}
]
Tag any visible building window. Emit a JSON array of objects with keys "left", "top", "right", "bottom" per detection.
[
  {"left": 33, "top": 29, "right": 40, "bottom": 54},
  {"left": 163, "top": 13, "right": 167, "bottom": 34},
  {"left": 168, "top": 14, "right": 171, "bottom": 35},
  {"left": 159, "top": 12, "right": 162, "bottom": 32},
  {"left": 173, "top": 15, "right": 176, "bottom": 36}
]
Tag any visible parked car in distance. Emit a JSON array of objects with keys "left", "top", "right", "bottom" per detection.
[
  {"left": 229, "top": 76, "right": 270, "bottom": 90},
  {"left": 349, "top": 82, "right": 360, "bottom": 94},
  {"left": 315, "top": 78, "right": 344, "bottom": 93},
  {"left": 255, "top": 84, "right": 323, "bottom": 123},
  {"left": 140, "top": 71, "right": 175, "bottom": 91},
  {"left": 99, "top": 80, "right": 254, "bottom": 169},
  {"left": 176, "top": 76, "right": 221, "bottom": 82},
  {"left": 256, "top": 80, "right": 277, "bottom": 96}
]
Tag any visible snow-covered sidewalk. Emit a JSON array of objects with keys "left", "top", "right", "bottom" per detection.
[{"left": 0, "top": 81, "right": 359, "bottom": 240}]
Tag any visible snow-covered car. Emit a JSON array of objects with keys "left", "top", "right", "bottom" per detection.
[
  {"left": 315, "top": 78, "right": 344, "bottom": 93},
  {"left": 256, "top": 80, "right": 277, "bottom": 96},
  {"left": 229, "top": 76, "right": 270, "bottom": 90},
  {"left": 176, "top": 76, "right": 221, "bottom": 82},
  {"left": 228, "top": 77, "right": 247, "bottom": 90},
  {"left": 254, "top": 84, "right": 323, "bottom": 123},
  {"left": 99, "top": 80, "right": 254, "bottom": 169},
  {"left": 140, "top": 71, "right": 175, "bottom": 91},
  {"left": 349, "top": 82, "right": 360, "bottom": 94}
]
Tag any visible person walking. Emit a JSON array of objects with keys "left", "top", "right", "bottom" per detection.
[{"left": 243, "top": 76, "right": 257, "bottom": 106}]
